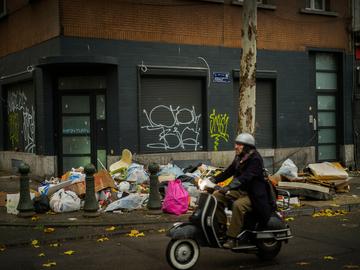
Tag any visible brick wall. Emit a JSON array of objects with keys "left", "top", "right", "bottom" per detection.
[
  {"left": 0, "top": 0, "right": 60, "bottom": 58},
  {"left": 60, "top": 0, "right": 350, "bottom": 52}
]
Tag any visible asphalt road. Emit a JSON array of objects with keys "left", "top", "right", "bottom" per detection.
[{"left": 1, "top": 209, "right": 360, "bottom": 270}]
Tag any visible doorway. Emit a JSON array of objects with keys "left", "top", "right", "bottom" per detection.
[{"left": 58, "top": 91, "right": 106, "bottom": 174}]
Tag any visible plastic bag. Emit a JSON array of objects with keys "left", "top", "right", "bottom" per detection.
[
  {"left": 162, "top": 179, "right": 189, "bottom": 216},
  {"left": 49, "top": 189, "right": 81, "bottom": 213},
  {"left": 275, "top": 159, "right": 298, "bottom": 180},
  {"left": 33, "top": 194, "right": 50, "bottom": 214},
  {"left": 105, "top": 193, "right": 148, "bottom": 212},
  {"left": 126, "top": 163, "right": 150, "bottom": 184}
]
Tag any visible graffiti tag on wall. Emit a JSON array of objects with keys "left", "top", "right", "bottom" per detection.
[
  {"left": 209, "top": 109, "right": 229, "bottom": 151},
  {"left": 141, "top": 105, "right": 202, "bottom": 151},
  {"left": 7, "top": 89, "right": 36, "bottom": 153}
]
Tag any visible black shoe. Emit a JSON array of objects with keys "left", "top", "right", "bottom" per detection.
[{"left": 223, "top": 238, "right": 237, "bottom": 249}]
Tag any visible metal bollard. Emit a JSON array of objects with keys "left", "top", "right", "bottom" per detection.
[
  {"left": 83, "top": 163, "right": 100, "bottom": 217},
  {"left": 147, "top": 162, "right": 161, "bottom": 211},
  {"left": 17, "top": 163, "right": 35, "bottom": 217}
]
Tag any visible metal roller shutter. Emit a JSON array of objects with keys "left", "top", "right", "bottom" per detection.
[
  {"left": 255, "top": 80, "right": 274, "bottom": 148},
  {"left": 140, "top": 76, "right": 204, "bottom": 153}
]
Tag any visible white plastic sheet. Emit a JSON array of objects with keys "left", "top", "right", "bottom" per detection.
[{"left": 105, "top": 193, "right": 148, "bottom": 212}]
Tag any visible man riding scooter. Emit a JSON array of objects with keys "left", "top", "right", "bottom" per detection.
[{"left": 210, "top": 133, "right": 277, "bottom": 249}]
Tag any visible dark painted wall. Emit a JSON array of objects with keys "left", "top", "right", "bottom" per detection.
[{"left": 0, "top": 36, "right": 354, "bottom": 156}]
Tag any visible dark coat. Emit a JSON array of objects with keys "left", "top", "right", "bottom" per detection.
[{"left": 213, "top": 150, "right": 275, "bottom": 225}]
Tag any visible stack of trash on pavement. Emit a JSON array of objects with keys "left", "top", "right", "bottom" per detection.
[{"left": 269, "top": 159, "right": 349, "bottom": 203}]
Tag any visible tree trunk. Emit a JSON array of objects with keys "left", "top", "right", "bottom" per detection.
[{"left": 238, "top": 0, "right": 257, "bottom": 135}]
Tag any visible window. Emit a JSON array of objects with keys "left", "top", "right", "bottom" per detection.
[
  {"left": 0, "top": 0, "right": 6, "bottom": 19},
  {"left": 306, "top": 0, "right": 326, "bottom": 11}
]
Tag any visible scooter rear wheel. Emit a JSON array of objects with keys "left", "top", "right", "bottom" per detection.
[
  {"left": 256, "top": 239, "right": 282, "bottom": 261},
  {"left": 166, "top": 239, "right": 200, "bottom": 270}
]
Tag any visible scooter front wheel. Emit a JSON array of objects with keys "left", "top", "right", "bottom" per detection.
[{"left": 166, "top": 239, "right": 200, "bottom": 270}]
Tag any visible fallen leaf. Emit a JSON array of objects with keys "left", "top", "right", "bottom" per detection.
[
  {"left": 158, "top": 228, "right": 166, "bottom": 233},
  {"left": 31, "top": 216, "right": 39, "bottom": 221},
  {"left": 38, "top": 253, "right": 45, "bottom": 257},
  {"left": 105, "top": 226, "right": 116, "bottom": 231},
  {"left": 313, "top": 209, "right": 348, "bottom": 218},
  {"left": 31, "top": 240, "right": 39, "bottom": 246},
  {"left": 42, "top": 262, "right": 56, "bottom": 267},
  {"left": 64, "top": 250, "right": 75, "bottom": 255},
  {"left": 324, "top": 256, "right": 335, "bottom": 260},
  {"left": 44, "top": 227, "right": 55, "bottom": 233},
  {"left": 285, "top": 217, "right": 295, "bottom": 222},
  {"left": 97, "top": 237, "right": 109, "bottom": 242},
  {"left": 46, "top": 211, "right": 57, "bottom": 215},
  {"left": 49, "top": 243, "right": 60, "bottom": 247},
  {"left": 344, "top": 265, "right": 360, "bottom": 269},
  {"left": 126, "top": 229, "right": 145, "bottom": 237},
  {"left": 296, "top": 262, "right": 310, "bottom": 266}
]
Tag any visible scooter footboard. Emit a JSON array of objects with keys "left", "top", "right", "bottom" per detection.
[{"left": 253, "top": 226, "right": 293, "bottom": 241}]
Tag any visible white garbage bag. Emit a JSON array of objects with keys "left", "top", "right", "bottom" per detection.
[
  {"left": 275, "top": 159, "right": 298, "bottom": 180},
  {"left": 49, "top": 189, "right": 81, "bottom": 213}
]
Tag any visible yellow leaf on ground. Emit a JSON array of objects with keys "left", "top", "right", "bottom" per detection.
[
  {"left": 324, "top": 256, "right": 335, "bottom": 260},
  {"left": 31, "top": 216, "right": 39, "bottom": 221},
  {"left": 31, "top": 240, "right": 39, "bottom": 246},
  {"left": 38, "top": 253, "right": 45, "bottom": 257},
  {"left": 64, "top": 250, "right": 75, "bottom": 255},
  {"left": 344, "top": 265, "right": 360, "bottom": 269},
  {"left": 49, "top": 243, "right": 59, "bottom": 247},
  {"left": 158, "top": 229, "right": 166, "bottom": 233},
  {"left": 97, "top": 237, "right": 109, "bottom": 242},
  {"left": 105, "top": 226, "right": 116, "bottom": 231},
  {"left": 296, "top": 262, "right": 310, "bottom": 266},
  {"left": 285, "top": 217, "right": 295, "bottom": 222},
  {"left": 126, "top": 229, "right": 145, "bottom": 237},
  {"left": 44, "top": 227, "right": 55, "bottom": 233},
  {"left": 313, "top": 209, "right": 348, "bottom": 218},
  {"left": 42, "top": 262, "right": 56, "bottom": 267}
]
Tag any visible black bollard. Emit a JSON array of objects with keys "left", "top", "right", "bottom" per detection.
[
  {"left": 17, "top": 163, "right": 35, "bottom": 217},
  {"left": 147, "top": 162, "right": 161, "bottom": 212},
  {"left": 83, "top": 163, "right": 100, "bottom": 217}
]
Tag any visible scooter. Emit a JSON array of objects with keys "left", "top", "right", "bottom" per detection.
[{"left": 165, "top": 186, "right": 293, "bottom": 270}]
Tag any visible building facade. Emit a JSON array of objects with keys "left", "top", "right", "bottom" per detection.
[{"left": 0, "top": 0, "right": 357, "bottom": 176}]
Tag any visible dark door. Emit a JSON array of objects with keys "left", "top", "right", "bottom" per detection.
[
  {"left": 314, "top": 53, "right": 339, "bottom": 161},
  {"left": 58, "top": 92, "right": 107, "bottom": 173}
]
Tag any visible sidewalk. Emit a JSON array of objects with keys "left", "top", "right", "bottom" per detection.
[{"left": 1, "top": 172, "right": 360, "bottom": 246}]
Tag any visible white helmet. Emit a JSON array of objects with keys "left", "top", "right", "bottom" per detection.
[{"left": 235, "top": 133, "right": 255, "bottom": 147}]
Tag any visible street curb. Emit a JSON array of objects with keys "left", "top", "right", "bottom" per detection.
[{"left": 1, "top": 203, "right": 360, "bottom": 227}]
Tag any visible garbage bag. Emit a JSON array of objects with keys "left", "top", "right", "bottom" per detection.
[
  {"left": 126, "top": 163, "right": 149, "bottom": 184},
  {"left": 49, "top": 189, "right": 81, "bottom": 213},
  {"left": 33, "top": 194, "right": 50, "bottom": 214},
  {"left": 105, "top": 193, "right": 148, "bottom": 212},
  {"left": 159, "top": 164, "right": 184, "bottom": 178},
  {"left": 275, "top": 159, "right": 298, "bottom": 180},
  {"left": 162, "top": 179, "right": 189, "bottom": 216}
]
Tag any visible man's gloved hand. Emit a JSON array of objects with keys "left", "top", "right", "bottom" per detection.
[{"left": 213, "top": 185, "right": 230, "bottom": 194}]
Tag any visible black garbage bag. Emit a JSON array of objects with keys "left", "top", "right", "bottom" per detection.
[{"left": 33, "top": 194, "right": 50, "bottom": 214}]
